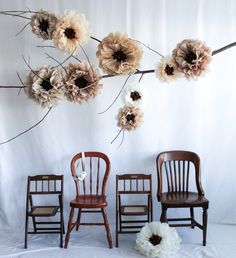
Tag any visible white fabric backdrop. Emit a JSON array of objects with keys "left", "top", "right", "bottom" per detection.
[{"left": 0, "top": 0, "right": 236, "bottom": 230}]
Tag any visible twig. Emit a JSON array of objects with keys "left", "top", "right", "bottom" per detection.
[
  {"left": 212, "top": 42, "right": 236, "bottom": 56},
  {"left": 0, "top": 85, "right": 24, "bottom": 88},
  {"left": 0, "top": 108, "right": 52, "bottom": 145},
  {"left": 57, "top": 47, "right": 77, "bottom": 67},
  {"left": 117, "top": 130, "right": 125, "bottom": 148},
  {"left": 102, "top": 69, "right": 155, "bottom": 79},
  {"left": 110, "top": 129, "right": 123, "bottom": 144},
  {"left": 90, "top": 36, "right": 102, "bottom": 43},
  {"left": 0, "top": 12, "right": 31, "bottom": 20},
  {"left": 98, "top": 74, "right": 131, "bottom": 114},
  {"left": 16, "top": 71, "right": 26, "bottom": 95},
  {"left": 45, "top": 53, "right": 67, "bottom": 74},
  {"left": 15, "top": 21, "right": 30, "bottom": 36},
  {"left": 79, "top": 43, "right": 95, "bottom": 77},
  {"left": 133, "top": 39, "right": 164, "bottom": 58},
  {"left": 37, "top": 45, "right": 56, "bottom": 49},
  {"left": 138, "top": 73, "right": 144, "bottom": 83}
]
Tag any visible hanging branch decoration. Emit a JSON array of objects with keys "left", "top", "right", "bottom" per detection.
[{"left": 0, "top": 9, "right": 236, "bottom": 146}]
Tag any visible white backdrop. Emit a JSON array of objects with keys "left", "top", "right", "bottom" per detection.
[{"left": 0, "top": 0, "right": 236, "bottom": 230}]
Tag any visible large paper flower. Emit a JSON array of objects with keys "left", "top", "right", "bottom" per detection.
[
  {"left": 96, "top": 32, "right": 142, "bottom": 75},
  {"left": 30, "top": 10, "right": 58, "bottom": 40},
  {"left": 64, "top": 62, "right": 102, "bottom": 104},
  {"left": 156, "top": 56, "right": 181, "bottom": 83},
  {"left": 136, "top": 222, "right": 181, "bottom": 258},
  {"left": 117, "top": 105, "right": 143, "bottom": 131},
  {"left": 25, "top": 65, "right": 64, "bottom": 107},
  {"left": 124, "top": 84, "right": 145, "bottom": 108},
  {"left": 53, "top": 10, "right": 90, "bottom": 53},
  {"left": 172, "top": 39, "right": 211, "bottom": 79}
]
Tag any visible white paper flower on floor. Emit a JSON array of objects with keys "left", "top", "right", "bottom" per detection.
[
  {"left": 136, "top": 222, "right": 181, "bottom": 258},
  {"left": 124, "top": 84, "right": 145, "bottom": 108}
]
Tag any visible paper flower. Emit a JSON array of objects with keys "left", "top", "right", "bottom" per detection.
[
  {"left": 53, "top": 10, "right": 90, "bottom": 53},
  {"left": 64, "top": 62, "right": 102, "bottom": 104},
  {"left": 172, "top": 39, "right": 211, "bottom": 79},
  {"left": 124, "top": 84, "right": 145, "bottom": 107},
  {"left": 25, "top": 65, "right": 64, "bottom": 108},
  {"left": 117, "top": 105, "right": 143, "bottom": 131},
  {"left": 96, "top": 32, "right": 142, "bottom": 75},
  {"left": 136, "top": 222, "right": 181, "bottom": 258},
  {"left": 156, "top": 56, "right": 181, "bottom": 83},
  {"left": 30, "top": 10, "right": 58, "bottom": 40}
]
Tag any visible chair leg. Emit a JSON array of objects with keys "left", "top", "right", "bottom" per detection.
[
  {"left": 160, "top": 206, "right": 168, "bottom": 223},
  {"left": 64, "top": 207, "right": 75, "bottom": 249},
  {"left": 116, "top": 209, "right": 119, "bottom": 248},
  {"left": 24, "top": 214, "right": 29, "bottom": 249},
  {"left": 190, "top": 207, "right": 195, "bottom": 229},
  {"left": 203, "top": 207, "right": 208, "bottom": 246},
  {"left": 102, "top": 208, "right": 113, "bottom": 248},
  {"left": 75, "top": 208, "right": 82, "bottom": 231}
]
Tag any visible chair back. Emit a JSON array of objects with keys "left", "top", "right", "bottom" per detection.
[
  {"left": 116, "top": 174, "right": 152, "bottom": 195},
  {"left": 71, "top": 151, "right": 110, "bottom": 197},
  {"left": 156, "top": 150, "right": 204, "bottom": 200}
]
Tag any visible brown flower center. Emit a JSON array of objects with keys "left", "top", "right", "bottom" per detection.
[
  {"left": 126, "top": 114, "right": 135, "bottom": 123},
  {"left": 164, "top": 64, "right": 174, "bottom": 75},
  {"left": 74, "top": 77, "right": 88, "bottom": 89},
  {"left": 185, "top": 51, "right": 197, "bottom": 64},
  {"left": 64, "top": 28, "right": 76, "bottom": 39},
  {"left": 130, "top": 91, "right": 141, "bottom": 101},
  {"left": 149, "top": 234, "right": 162, "bottom": 246},
  {"left": 112, "top": 50, "right": 127, "bottom": 62},
  {"left": 41, "top": 77, "right": 53, "bottom": 91},
  {"left": 39, "top": 19, "right": 49, "bottom": 33}
]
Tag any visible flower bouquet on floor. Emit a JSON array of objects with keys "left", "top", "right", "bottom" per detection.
[{"left": 136, "top": 221, "right": 181, "bottom": 258}]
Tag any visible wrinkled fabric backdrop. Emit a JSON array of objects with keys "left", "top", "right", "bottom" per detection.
[{"left": 0, "top": 0, "right": 235, "bottom": 229}]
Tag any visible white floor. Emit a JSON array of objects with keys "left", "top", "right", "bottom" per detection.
[{"left": 0, "top": 223, "right": 235, "bottom": 258}]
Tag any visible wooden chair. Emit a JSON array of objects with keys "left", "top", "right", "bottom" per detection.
[
  {"left": 116, "top": 174, "right": 153, "bottom": 247},
  {"left": 24, "top": 174, "right": 64, "bottom": 248},
  {"left": 156, "top": 150, "right": 209, "bottom": 246},
  {"left": 64, "top": 151, "right": 113, "bottom": 248}
]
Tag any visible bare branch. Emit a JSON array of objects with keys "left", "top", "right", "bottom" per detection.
[
  {"left": 15, "top": 21, "right": 30, "bottom": 36},
  {"left": 110, "top": 129, "right": 123, "bottom": 144},
  {"left": 212, "top": 42, "right": 236, "bottom": 56}
]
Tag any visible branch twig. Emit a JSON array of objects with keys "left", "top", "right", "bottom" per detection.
[{"left": 212, "top": 42, "right": 236, "bottom": 56}]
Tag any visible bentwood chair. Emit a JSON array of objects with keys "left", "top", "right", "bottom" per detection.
[
  {"left": 116, "top": 174, "right": 153, "bottom": 247},
  {"left": 64, "top": 151, "right": 113, "bottom": 248},
  {"left": 156, "top": 150, "right": 209, "bottom": 246},
  {"left": 24, "top": 174, "right": 64, "bottom": 248}
]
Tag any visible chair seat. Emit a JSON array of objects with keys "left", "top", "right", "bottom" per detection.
[
  {"left": 29, "top": 206, "right": 59, "bottom": 216},
  {"left": 121, "top": 205, "right": 148, "bottom": 215},
  {"left": 160, "top": 192, "right": 209, "bottom": 208},
  {"left": 70, "top": 195, "right": 107, "bottom": 208}
]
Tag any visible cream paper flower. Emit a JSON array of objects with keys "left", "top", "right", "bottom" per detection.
[
  {"left": 156, "top": 56, "right": 181, "bottom": 83},
  {"left": 25, "top": 65, "right": 64, "bottom": 108},
  {"left": 96, "top": 32, "right": 142, "bottom": 75},
  {"left": 172, "top": 39, "right": 212, "bottom": 79},
  {"left": 53, "top": 10, "right": 90, "bottom": 53},
  {"left": 64, "top": 62, "right": 102, "bottom": 104},
  {"left": 136, "top": 222, "right": 181, "bottom": 258},
  {"left": 124, "top": 84, "right": 145, "bottom": 108},
  {"left": 117, "top": 105, "right": 143, "bottom": 131},
  {"left": 30, "top": 9, "right": 57, "bottom": 40}
]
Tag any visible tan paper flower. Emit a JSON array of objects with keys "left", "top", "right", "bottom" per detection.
[
  {"left": 156, "top": 56, "right": 181, "bottom": 83},
  {"left": 30, "top": 10, "right": 57, "bottom": 40},
  {"left": 25, "top": 65, "right": 64, "bottom": 107},
  {"left": 53, "top": 10, "right": 90, "bottom": 53},
  {"left": 117, "top": 105, "right": 143, "bottom": 131},
  {"left": 64, "top": 62, "right": 102, "bottom": 103},
  {"left": 96, "top": 32, "right": 142, "bottom": 75},
  {"left": 172, "top": 39, "right": 212, "bottom": 79}
]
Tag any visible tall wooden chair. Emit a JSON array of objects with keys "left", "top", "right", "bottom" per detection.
[
  {"left": 64, "top": 151, "right": 113, "bottom": 248},
  {"left": 156, "top": 150, "right": 209, "bottom": 246},
  {"left": 116, "top": 174, "right": 153, "bottom": 247},
  {"left": 24, "top": 174, "right": 64, "bottom": 248}
]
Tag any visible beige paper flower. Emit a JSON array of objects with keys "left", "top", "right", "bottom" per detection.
[
  {"left": 30, "top": 10, "right": 57, "bottom": 40},
  {"left": 64, "top": 62, "right": 102, "bottom": 103},
  {"left": 117, "top": 105, "right": 143, "bottom": 131},
  {"left": 25, "top": 65, "right": 64, "bottom": 107},
  {"left": 96, "top": 32, "right": 142, "bottom": 75},
  {"left": 156, "top": 56, "right": 181, "bottom": 83},
  {"left": 53, "top": 10, "right": 90, "bottom": 53},
  {"left": 172, "top": 39, "right": 212, "bottom": 79}
]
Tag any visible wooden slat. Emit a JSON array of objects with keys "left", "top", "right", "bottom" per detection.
[
  {"left": 178, "top": 160, "right": 181, "bottom": 192},
  {"left": 168, "top": 161, "right": 174, "bottom": 192},
  {"left": 183, "top": 160, "right": 185, "bottom": 191},
  {"left": 173, "top": 161, "right": 177, "bottom": 192},
  {"left": 90, "top": 157, "right": 92, "bottom": 195},
  {"left": 186, "top": 161, "right": 190, "bottom": 192},
  {"left": 164, "top": 162, "right": 170, "bottom": 192},
  {"left": 96, "top": 158, "right": 100, "bottom": 195}
]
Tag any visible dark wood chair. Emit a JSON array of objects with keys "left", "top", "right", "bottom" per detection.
[
  {"left": 64, "top": 151, "right": 113, "bottom": 248},
  {"left": 116, "top": 174, "right": 153, "bottom": 247},
  {"left": 24, "top": 174, "right": 64, "bottom": 248},
  {"left": 156, "top": 150, "right": 209, "bottom": 246}
]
